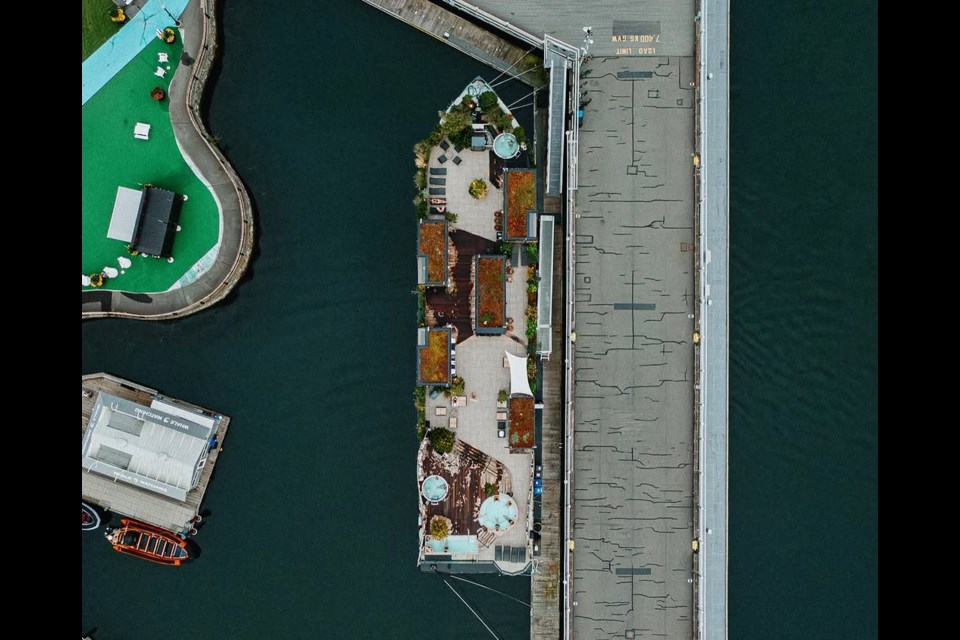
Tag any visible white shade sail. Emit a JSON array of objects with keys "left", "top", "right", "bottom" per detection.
[{"left": 505, "top": 351, "right": 533, "bottom": 397}]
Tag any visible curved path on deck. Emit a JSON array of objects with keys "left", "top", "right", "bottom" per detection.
[{"left": 82, "top": 0, "right": 254, "bottom": 321}]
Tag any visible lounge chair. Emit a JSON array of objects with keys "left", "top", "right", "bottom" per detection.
[
  {"left": 430, "top": 168, "right": 448, "bottom": 175},
  {"left": 134, "top": 123, "right": 151, "bottom": 140},
  {"left": 439, "top": 139, "right": 450, "bottom": 151},
  {"left": 154, "top": 67, "right": 166, "bottom": 78},
  {"left": 158, "top": 52, "right": 169, "bottom": 63},
  {"left": 437, "top": 155, "right": 447, "bottom": 164},
  {"left": 429, "top": 178, "right": 446, "bottom": 185},
  {"left": 428, "top": 188, "right": 446, "bottom": 196},
  {"left": 453, "top": 156, "right": 463, "bottom": 165}
]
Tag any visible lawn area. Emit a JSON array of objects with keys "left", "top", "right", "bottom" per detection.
[
  {"left": 82, "top": 0, "right": 121, "bottom": 61},
  {"left": 82, "top": 37, "right": 220, "bottom": 293}
]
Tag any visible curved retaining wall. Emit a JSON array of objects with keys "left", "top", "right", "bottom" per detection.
[{"left": 81, "top": 0, "right": 254, "bottom": 321}]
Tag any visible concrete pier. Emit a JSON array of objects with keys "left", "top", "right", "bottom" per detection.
[{"left": 361, "top": 0, "right": 546, "bottom": 87}]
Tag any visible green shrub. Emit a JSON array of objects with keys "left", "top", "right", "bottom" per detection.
[
  {"left": 430, "top": 517, "right": 449, "bottom": 540},
  {"left": 526, "top": 318, "right": 537, "bottom": 339},
  {"left": 445, "top": 211, "right": 458, "bottom": 223},
  {"left": 468, "top": 178, "right": 488, "bottom": 200},
  {"left": 484, "top": 482, "right": 497, "bottom": 497},
  {"left": 497, "top": 389, "right": 508, "bottom": 403},
  {"left": 478, "top": 91, "right": 499, "bottom": 111},
  {"left": 428, "top": 427, "right": 456, "bottom": 455},
  {"left": 427, "top": 124, "right": 443, "bottom": 147},
  {"left": 416, "top": 290, "right": 426, "bottom": 327},
  {"left": 450, "top": 376, "right": 466, "bottom": 396},
  {"left": 495, "top": 112, "right": 514, "bottom": 131}
]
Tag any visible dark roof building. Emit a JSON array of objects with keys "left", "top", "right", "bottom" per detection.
[{"left": 130, "top": 187, "right": 182, "bottom": 258}]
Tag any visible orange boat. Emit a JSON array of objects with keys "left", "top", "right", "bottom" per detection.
[{"left": 105, "top": 519, "right": 189, "bottom": 566}]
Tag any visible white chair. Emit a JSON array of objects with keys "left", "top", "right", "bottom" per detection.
[
  {"left": 158, "top": 52, "right": 169, "bottom": 63},
  {"left": 154, "top": 67, "right": 166, "bottom": 78},
  {"left": 134, "top": 123, "right": 151, "bottom": 140}
]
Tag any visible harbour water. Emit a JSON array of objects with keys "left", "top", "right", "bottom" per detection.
[
  {"left": 728, "top": 0, "right": 878, "bottom": 637},
  {"left": 82, "top": 1, "right": 877, "bottom": 638}
]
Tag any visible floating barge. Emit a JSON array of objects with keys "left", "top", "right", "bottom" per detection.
[{"left": 81, "top": 373, "right": 230, "bottom": 535}]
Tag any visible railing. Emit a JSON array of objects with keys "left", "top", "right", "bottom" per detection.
[
  {"left": 441, "top": 0, "right": 543, "bottom": 48},
  {"left": 545, "top": 34, "right": 580, "bottom": 640}
]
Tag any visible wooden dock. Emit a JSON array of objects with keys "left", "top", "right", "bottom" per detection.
[
  {"left": 531, "top": 219, "right": 563, "bottom": 639},
  {"left": 81, "top": 373, "right": 230, "bottom": 534},
  {"left": 361, "top": 0, "right": 546, "bottom": 88}
]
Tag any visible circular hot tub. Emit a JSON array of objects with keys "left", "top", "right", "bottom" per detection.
[
  {"left": 478, "top": 494, "right": 518, "bottom": 531},
  {"left": 421, "top": 475, "right": 449, "bottom": 502},
  {"left": 493, "top": 132, "right": 521, "bottom": 159}
]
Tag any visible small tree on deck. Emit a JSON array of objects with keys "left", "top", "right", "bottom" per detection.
[
  {"left": 427, "top": 427, "right": 456, "bottom": 455},
  {"left": 430, "top": 517, "right": 449, "bottom": 540}
]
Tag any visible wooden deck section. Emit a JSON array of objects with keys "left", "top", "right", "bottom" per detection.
[
  {"left": 361, "top": 0, "right": 544, "bottom": 87},
  {"left": 81, "top": 373, "right": 230, "bottom": 534},
  {"left": 425, "top": 228, "right": 497, "bottom": 341},
  {"left": 421, "top": 440, "right": 511, "bottom": 537},
  {"left": 531, "top": 219, "right": 563, "bottom": 639}
]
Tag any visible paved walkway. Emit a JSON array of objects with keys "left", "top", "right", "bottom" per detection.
[
  {"left": 81, "top": 0, "right": 254, "bottom": 320},
  {"left": 82, "top": 0, "right": 189, "bottom": 105},
  {"left": 699, "top": 0, "right": 730, "bottom": 636}
]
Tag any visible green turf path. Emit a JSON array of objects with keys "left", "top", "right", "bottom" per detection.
[
  {"left": 82, "top": 0, "right": 121, "bottom": 61},
  {"left": 82, "top": 38, "right": 220, "bottom": 293}
]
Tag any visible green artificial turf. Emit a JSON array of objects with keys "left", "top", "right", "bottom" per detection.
[
  {"left": 82, "top": 0, "right": 120, "bottom": 61},
  {"left": 82, "top": 38, "right": 220, "bottom": 293}
]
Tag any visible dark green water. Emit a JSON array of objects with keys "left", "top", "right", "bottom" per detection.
[
  {"left": 82, "top": 0, "right": 878, "bottom": 638},
  {"left": 729, "top": 0, "right": 878, "bottom": 638},
  {"left": 81, "top": 2, "right": 532, "bottom": 638}
]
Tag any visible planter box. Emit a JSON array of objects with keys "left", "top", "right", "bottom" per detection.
[
  {"left": 503, "top": 169, "right": 538, "bottom": 242},
  {"left": 475, "top": 255, "right": 506, "bottom": 335}
]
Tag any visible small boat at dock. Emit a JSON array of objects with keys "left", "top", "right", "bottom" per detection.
[
  {"left": 105, "top": 519, "right": 189, "bottom": 566},
  {"left": 82, "top": 503, "right": 101, "bottom": 531}
]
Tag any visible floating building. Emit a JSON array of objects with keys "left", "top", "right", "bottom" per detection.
[
  {"left": 81, "top": 373, "right": 229, "bottom": 534},
  {"left": 414, "top": 79, "right": 547, "bottom": 574}
]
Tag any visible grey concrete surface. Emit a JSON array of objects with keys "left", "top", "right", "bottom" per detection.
[
  {"left": 447, "top": 0, "right": 695, "bottom": 57},
  {"left": 571, "top": 50, "right": 696, "bottom": 639}
]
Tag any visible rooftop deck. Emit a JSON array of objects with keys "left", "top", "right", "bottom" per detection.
[
  {"left": 418, "top": 133, "right": 536, "bottom": 570},
  {"left": 81, "top": 373, "right": 230, "bottom": 534}
]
